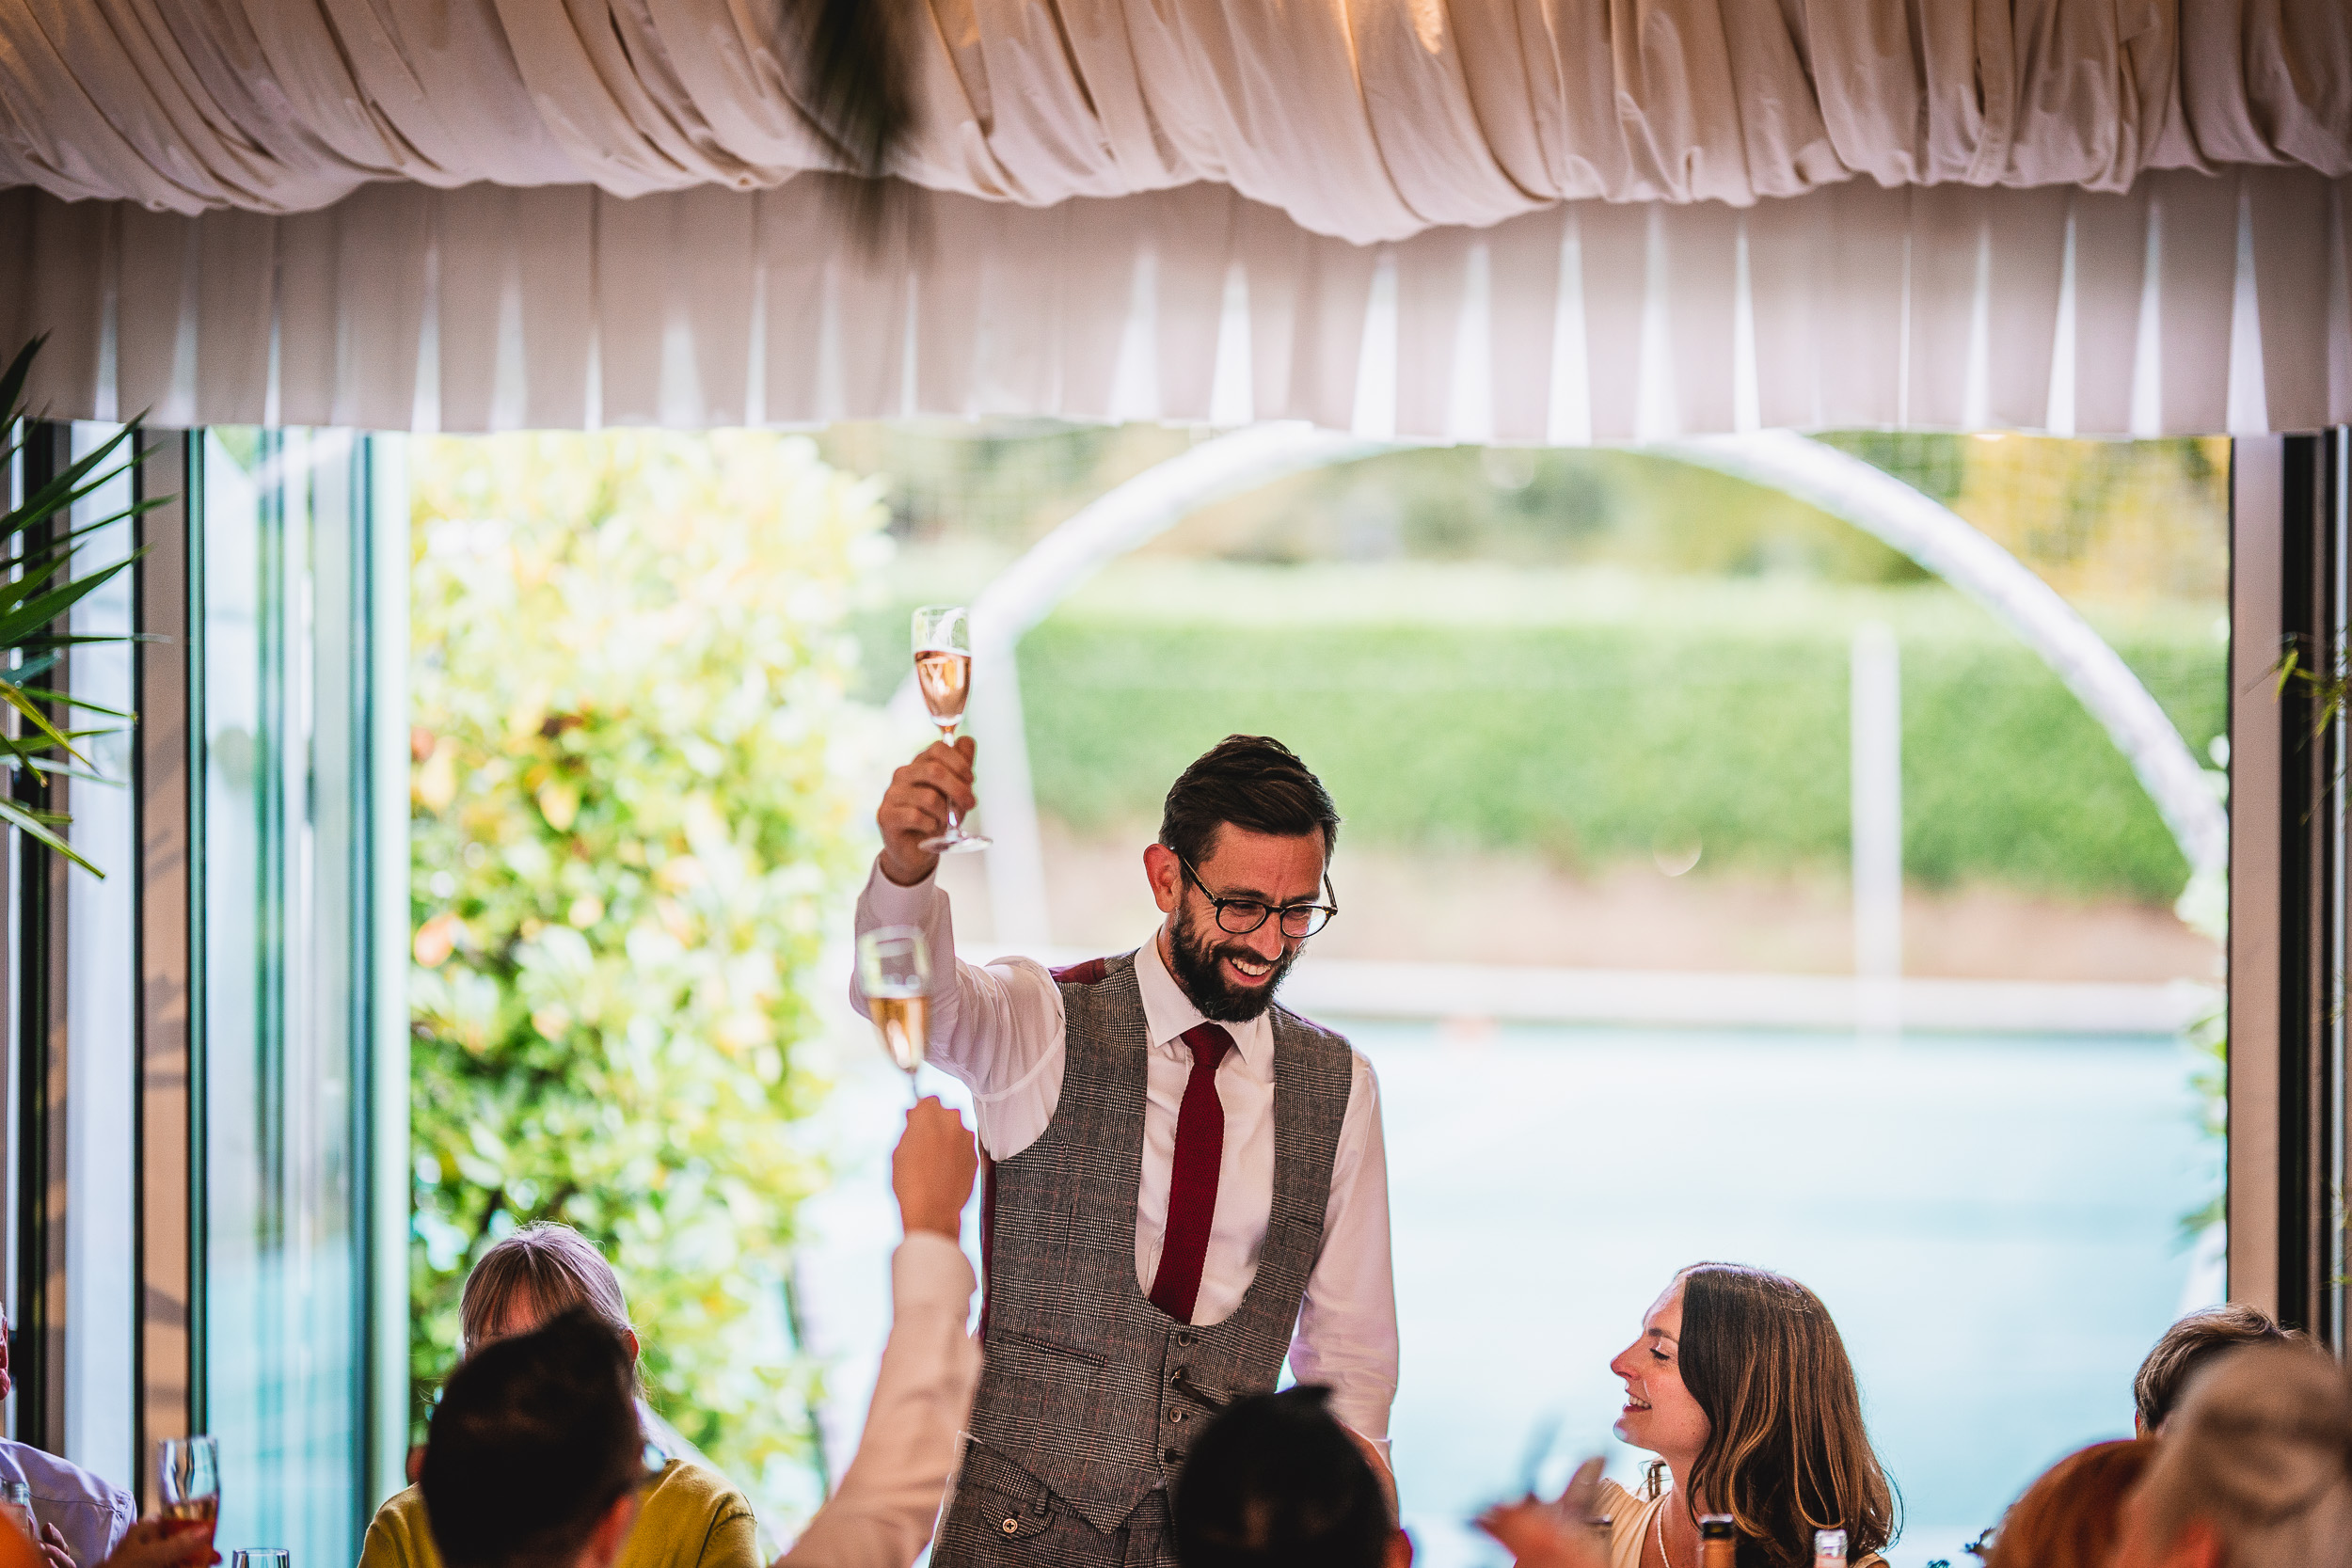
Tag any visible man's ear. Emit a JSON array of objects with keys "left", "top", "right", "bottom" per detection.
[
  {"left": 1384, "top": 1528, "right": 1414, "bottom": 1568},
  {"left": 578, "top": 1491, "right": 642, "bottom": 1568},
  {"left": 1144, "top": 844, "right": 1182, "bottom": 915}
]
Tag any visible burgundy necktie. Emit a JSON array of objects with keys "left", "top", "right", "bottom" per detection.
[{"left": 1148, "top": 1022, "right": 1234, "bottom": 1323}]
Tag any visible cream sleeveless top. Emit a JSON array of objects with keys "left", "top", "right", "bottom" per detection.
[{"left": 1592, "top": 1480, "right": 1888, "bottom": 1568}]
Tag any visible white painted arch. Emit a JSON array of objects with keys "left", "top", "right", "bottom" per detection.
[{"left": 890, "top": 426, "right": 2229, "bottom": 946}]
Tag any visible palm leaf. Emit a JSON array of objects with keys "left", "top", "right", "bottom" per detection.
[
  {"left": 0, "top": 336, "right": 157, "bottom": 878},
  {"left": 0, "top": 795, "right": 100, "bottom": 877}
]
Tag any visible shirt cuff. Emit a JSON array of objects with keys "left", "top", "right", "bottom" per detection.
[
  {"left": 864, "top": 857, "right": 942, "bottom": 922},
  {"left": 892, "top": 1230, "right": 977, "bottom": 1309}
]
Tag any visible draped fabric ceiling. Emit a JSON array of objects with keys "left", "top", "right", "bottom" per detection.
[{"left": 3, "top": 0, "right": 2349, "bottom": 436}]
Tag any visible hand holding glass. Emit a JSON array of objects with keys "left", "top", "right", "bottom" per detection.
[
  {"left": 911, "top": 606, "right": 990, "bottom": 853},
  {"left": 158, "top": 1436, "right": 220, "bottom": 1548},
  {"left": 859, "top": 926, "right": 930, "bottom": 1100}
]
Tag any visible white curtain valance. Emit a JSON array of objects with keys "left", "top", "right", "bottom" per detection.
[
  {"left": 4, "top": 169, "right": 2344, "bottom": 441},
  {"left": 0, "top": 0, "right": 2346, "bottom": 244}
]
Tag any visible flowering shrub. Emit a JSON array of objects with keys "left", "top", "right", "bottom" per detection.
[{"left": 407, "top": 431, "right": 888, "bottom": 1526}]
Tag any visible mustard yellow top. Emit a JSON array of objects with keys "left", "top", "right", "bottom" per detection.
[
  {"left": 358, "top": 1460, "right": 758, "bottom": 1568},
  {"left": 1594, "top": 1479, "right": 1888, "bottom": 1568}
]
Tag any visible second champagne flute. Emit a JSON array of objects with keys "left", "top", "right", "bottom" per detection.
[
  {"left": 911, "top": 605, "right": 991, "bottom": 854},
  {"left": 858, "top": 925, "right": 930, "bottom": 1101},
  {"left": 158, "top": 1435, "right": 220, "bottom": 1550}
]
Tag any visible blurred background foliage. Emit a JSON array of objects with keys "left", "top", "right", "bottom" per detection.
[{"left": 406, "top": 432, "right": 889, "bottom": 1528}]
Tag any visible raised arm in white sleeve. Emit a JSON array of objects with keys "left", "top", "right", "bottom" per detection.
[
  {"left": 1284, "top": 1050, "right": 1399, "bottom": 1460},
  {"left": 772, "top": 1233, "right": 983, "bottom": 1568},
  {"left": 850, "top": 860, "right": 1067, "bottom": 1160}
]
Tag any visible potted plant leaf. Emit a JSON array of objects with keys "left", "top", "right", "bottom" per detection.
[{"left": 0, "top": 335, "right": 156, "bottom": 876}]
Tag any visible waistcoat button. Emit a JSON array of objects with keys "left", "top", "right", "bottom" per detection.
[
  {"left": 1163, "top": 1448, "right": 1183, "bottom": 1465},
  {"left": 1170, "top": 1409, "right": 1185, "bottom": 1423},
  {"left": 1176, "top": 1331, "right": 1196, "bottom": 1346},
  {"left": 1000, "top": 1518, "right": 1018, "bottom": 1535}
]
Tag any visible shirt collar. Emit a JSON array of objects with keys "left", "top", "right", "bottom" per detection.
[{"left": 1135, "top": 928, "right": 1271, "bottom": 1069}]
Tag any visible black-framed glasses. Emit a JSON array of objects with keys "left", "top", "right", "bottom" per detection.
[{"left": 1177, "top": 855, "right": 1338, "bottom": 939}]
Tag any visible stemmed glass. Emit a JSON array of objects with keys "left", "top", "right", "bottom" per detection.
[
  {"left": 858, "top": 925, "right": 930, "bottom": 1101},
  {"left": 158, "top": 1436, "right": 220, "bottom": 1548},
  {"left": 911, "top": 606, "right": 991, "bottom": 853}
]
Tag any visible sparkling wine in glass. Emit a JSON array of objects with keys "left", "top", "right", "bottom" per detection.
[
  {"left": 158, "top": 1435, "right": 220, "bottom": 1550},
  {"left": 911, "top": 605, "right": 990, "bottom": 854},
  {"left": 1, "top": 1481, "right": 35, "bottom": 1542},
  {"left": 858, "top": 925, "right": 930, "bottom": 1101}
]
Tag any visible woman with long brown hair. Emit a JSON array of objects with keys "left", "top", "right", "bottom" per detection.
[{"left": 1592, "top": 1262, "right": 1898, "bottom": 1568}]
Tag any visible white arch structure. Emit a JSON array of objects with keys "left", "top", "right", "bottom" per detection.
[{"left": 892, "top": 426, "right": 2230, "bottom": 947}]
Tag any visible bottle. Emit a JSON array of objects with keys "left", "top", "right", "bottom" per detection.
[
  {"left": 1698, "top": 1514, "right": 1739, "bottom": 1568},
  {"left": 1814, "top": 1528, "right": 1849, "bottom": 1568}
]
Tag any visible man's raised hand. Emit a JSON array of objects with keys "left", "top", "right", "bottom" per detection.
[
  {"left": 877, "top": 737, "right": 977, "bottom": 888},
  {"left": 894, "top": 1097, "right": 978, "bottom": 1240}
]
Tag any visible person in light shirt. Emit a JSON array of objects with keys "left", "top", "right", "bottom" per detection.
[
  {"left": 854, "top": 733, "right": 1396, "bottom": 1568},
  {"left": 0, "top": 1307, "right": 135, "bottom": 1568}
]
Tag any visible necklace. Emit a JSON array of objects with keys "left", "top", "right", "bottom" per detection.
[{"left": 1653, "top": 1501, "right": 1677, "bottom": 1568}]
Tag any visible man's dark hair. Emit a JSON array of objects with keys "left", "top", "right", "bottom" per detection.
[
  {"left": 1172, "top": 1386, "right": 1388, "bottom": 1568},
  {"left": 422, "top": 1308, "right": 646, "bottom": 1568},
  {"left": 2134, "top": 1303, "right": 2305, "bottom": 1432},
  {"left": 1159, "top": 736, "right": 1341, "bottom": 867}
]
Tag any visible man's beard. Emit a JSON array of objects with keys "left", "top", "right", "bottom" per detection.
[{"left": 1167, "top": 907, "right": 1298, "bottom": 1023}]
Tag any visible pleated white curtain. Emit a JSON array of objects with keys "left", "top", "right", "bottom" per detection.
[
  {"left": 3, "top": 168, "right": 2344, "bottom": 440},
  {"left": 4, "top": 0, "right": 2347, "bottom": 243}
]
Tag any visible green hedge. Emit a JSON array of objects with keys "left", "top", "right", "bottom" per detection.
[{"left": 966, "top": 569, "right": 2226, "bottom": 903}]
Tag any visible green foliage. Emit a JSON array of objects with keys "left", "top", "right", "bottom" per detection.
[
  {"left": 0, "top": 337, "right": 154, "bottom": 876},
  {"left": 406, "top": 432, "right": 887, "bottom": 1526},
  {"left": 993, "top": 564, "right": 2226, "bottom": 902}
]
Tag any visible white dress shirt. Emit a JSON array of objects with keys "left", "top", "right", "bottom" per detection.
[
  {"left": 0, "top": 1442, "right": 134, "bottom": 1568},
  {"left": 779, "top": 1232, "right": 983, "bottom": 1568},
  {"left": 852, "top": 862, "right": 1399, "bottom": 1449}
]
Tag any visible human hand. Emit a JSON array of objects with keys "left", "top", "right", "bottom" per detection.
[
  {"left": 893, "top": 1097, "right": 977, "bottom": 1239},
  {"left": 100, "top": 1519, "right": 219, "bottom": 1568},
  {"left": 39, "top": 1523, "right": 72, "bottom": 1568},
  {"left": 876, "top": 738, "right": 976, "bottom": 888},
  {"left": 1475, "top": 1457, "right": 1610, "bottom": 1568}
]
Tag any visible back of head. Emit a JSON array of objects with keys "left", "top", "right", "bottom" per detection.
[
  {"left": 2133, "top": 1340, "right": 2352, "bottom": 1568},
  {"left": 422, "top": 1308, "right": 646, "bottom": 1568},
  {"left": 1677, "top": 1263, "right": 1897, "bottom": 1568},
  {"left": 1160, "top": 736, "right": 1341, "bottom": 865},
  {"left": 1172, "top": 1386, "right": 1388, "bottom": 1568},
  {"left": 461, "top": 1223, "right": 634, "bottom": 1358},
  {"left": 2134, "top": 1303, "right": 2301, "bottom": 1433},
  {"left": 1986, "top": 1440, "right": 2152, "bottom": 1568}
]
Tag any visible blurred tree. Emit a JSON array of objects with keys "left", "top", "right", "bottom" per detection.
[{"left": 406, "top": 431, "right": 889, "bottom": 1529}]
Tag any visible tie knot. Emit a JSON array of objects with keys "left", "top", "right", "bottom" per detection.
[{"left": 1179, "top": 1022, "right": 1234, "bottom": 1069}]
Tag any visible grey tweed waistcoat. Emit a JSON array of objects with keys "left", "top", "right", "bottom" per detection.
[{"left": 966, "top": 949, "right": 1355, "bottom": 1531}]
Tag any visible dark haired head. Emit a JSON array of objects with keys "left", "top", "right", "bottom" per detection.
[
  {"left": 422, "top": 1308, "right": 648, "bottom": 1568},
  {"left": 2133, "top": 1303, "right": 2303, "bottom": 1433},
  {"left": 1677, "top": 1264, "right": 1897, "bottom": 1568},
  {"left": 1159, "top": 736, "right": 1340, "bottom": 869},
  {"left": 1173, "top": 1386, "right": 1391, "bottom": 1568}
]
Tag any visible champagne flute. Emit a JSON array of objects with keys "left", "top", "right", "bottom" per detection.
[
  {"left": 858, "top": 925, "right": 930, "bottom": 1101},
  {"left": 158, "top": 1435, "right": 220, "bottom": 1549},
  {"left": 1, "top": 1481, "right": 35, "bottom": 1542},
  {"left": 911, "top": 606, "right": 991, "bottom": 853}
]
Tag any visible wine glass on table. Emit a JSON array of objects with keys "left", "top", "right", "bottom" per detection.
[
  {"left": 911, "top": 606, "right": 991, "bottom": 853},
  {"left": 859, "top": 925, "right": 930, "bottom": 1101},
  {"left": 158, "top": 1435, "right": 220, "bottom": 1551}
]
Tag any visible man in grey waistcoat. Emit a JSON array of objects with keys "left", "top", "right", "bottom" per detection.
[{"left": 852, "top": 733, "right": 1397, "bottom": 1568}]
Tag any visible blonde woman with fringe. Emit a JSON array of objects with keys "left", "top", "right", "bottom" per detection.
[{"left": 359, "top": 1224, "right": 758, "bottom": 1568}]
